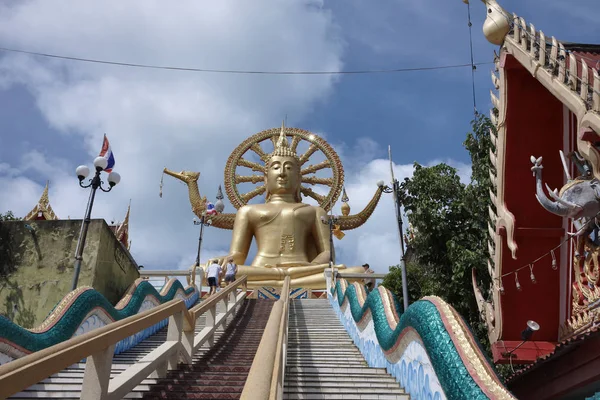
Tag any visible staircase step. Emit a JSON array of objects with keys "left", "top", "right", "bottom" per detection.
[
  {"left": 284, "top": 300, "right": 406, "bottom": 399},
  {"left": 140, "top": 299, "right": 272, "bottom": 398},
  {"left": 284, "top": 394, "right": 410, "bottom": 400}
]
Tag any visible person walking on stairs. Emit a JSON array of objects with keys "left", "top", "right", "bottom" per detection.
[
  {"left": 224, "top": 257, "right": 238, "bottom": 286},
  {"left": 363, "top": 263, "right": 375, "bottom": 292},
  {"left": 206, "top": 259, "right": 222, "bottom": 296}
]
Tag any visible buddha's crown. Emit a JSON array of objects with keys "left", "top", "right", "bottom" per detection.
[{"left": 270, "top": 121, "right": 299, "bottom": 160}]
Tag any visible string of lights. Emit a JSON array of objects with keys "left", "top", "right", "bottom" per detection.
[
  {"left": 0, "top": 46, "right": 493, "bottom": 76},
  {"left": 495, "top": 237, "right": 571, "bottom": 294},
  {"left": 493, "top": 214, "right": 600, "bottom": 293}
]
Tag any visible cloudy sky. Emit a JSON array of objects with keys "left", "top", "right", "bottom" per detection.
[{"left": 0, "top": 0, "right": 598, "bottom": 275}]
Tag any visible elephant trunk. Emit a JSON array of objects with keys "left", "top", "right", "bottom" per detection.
[{"left": 533, "top": 168, "right": 578, "bottom": 217}]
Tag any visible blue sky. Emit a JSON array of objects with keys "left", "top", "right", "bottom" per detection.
[{"left": 0, "top": 0, "right": 599, "bottom": 274}]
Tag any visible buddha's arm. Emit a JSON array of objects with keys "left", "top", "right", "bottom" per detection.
[
  {"left": 311, "top": 207, "right": 331, "bottom": 264},
  {"left": 228, "top": 206, "right": 252, "bottom": 265}
]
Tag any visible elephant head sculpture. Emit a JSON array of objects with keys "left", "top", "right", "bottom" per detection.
[{"left": 531, "top": 154, "right": 600, "bottom": 236}]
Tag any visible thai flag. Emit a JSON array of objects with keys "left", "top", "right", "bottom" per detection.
[
  {"left": 206, "top": 202, "right": 218, "bottom": 215},
  {"left": 98, "top": 134, "right": 116, "bottom": 173}
]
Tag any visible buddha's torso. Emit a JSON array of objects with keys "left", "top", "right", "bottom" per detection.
[{"left": 245, "top": 201, "right": 318, "bottom": 267}]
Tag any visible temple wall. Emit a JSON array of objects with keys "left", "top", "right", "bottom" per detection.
[{"left": 0, "top": 219, "right": 139, "bottom": 328}]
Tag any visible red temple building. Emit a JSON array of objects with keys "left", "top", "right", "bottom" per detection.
[{"left": 472, "top": 1, "right": 600, "bottom": 398}]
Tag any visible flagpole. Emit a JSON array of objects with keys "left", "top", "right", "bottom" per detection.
[
  {"left": 72, "top": 137, "right": 121, "bottom": 290},
  {"left": 389, "top": 145, "right": 409, "bottom": 311}
]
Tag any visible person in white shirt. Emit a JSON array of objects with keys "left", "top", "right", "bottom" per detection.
[
  {"left": 206, "top": 260, "right": 222, "bottom": 296},
  {"left": 224, "top": 257, "right": 238, "bottom": 286},
  {"left": 363, "top": 263, "right": 375, "bottom": 292}
]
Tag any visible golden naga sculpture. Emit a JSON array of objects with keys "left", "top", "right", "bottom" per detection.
[{"left": 163, "top": 123, "right": 384, "bottom": 288}]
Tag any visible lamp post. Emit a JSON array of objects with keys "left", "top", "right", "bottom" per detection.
[
  {"left": 72, "top": 157, "right": 121, "bottom": 291},
  {"left": 192, "top": 213, "right": 213, "bottom": 285},
  {"left": 321, "top": 213, "right": 339, "bottom": 286},
  {"left": 320, "top": 214, "right": 339, "bottom": 265},
  {"left": 378, "top": 179, "right": 409, "bottom": 312},
  {"left": 191, "top": 186, "right": 224, "bottom": 286}
]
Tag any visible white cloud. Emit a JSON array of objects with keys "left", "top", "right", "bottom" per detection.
[{"left": 0, "top": 0, "right": 344, "bottom": 269}]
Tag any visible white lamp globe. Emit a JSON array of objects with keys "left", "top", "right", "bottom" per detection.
[
  {"left": 107, "top": 171, "right": 121, "bottom": 186},
  {"left": 76, "top": 165, "right": 90, "bottom": 180},
  {"left": 94, "top": 156, "right": 108, "bottom": 171},
  {"left": 376, "top": 180, "right": 385, "bottom": 187}
]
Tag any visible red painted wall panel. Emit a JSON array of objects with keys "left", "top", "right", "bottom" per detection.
[{"left": 500, "top": 55, "right": 565, "bottom": 342}]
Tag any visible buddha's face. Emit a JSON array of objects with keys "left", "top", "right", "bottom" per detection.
[{"left": 266, "top": 156, "right": 300, "bottom": 196}]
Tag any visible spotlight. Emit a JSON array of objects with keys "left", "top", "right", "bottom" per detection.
[
  {"left": 502, "top": 320, "right": 540, "bottom": 359},
  {"left": 521, "top": 320, "right": 540, "bottom": 341}
]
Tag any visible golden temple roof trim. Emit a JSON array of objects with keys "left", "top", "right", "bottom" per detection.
[
  {"left": 115, "top": 200, "right": 131, "bottom": 250},
  {"left": 24, "top": 181, "right": 58, "bottom": 221}
]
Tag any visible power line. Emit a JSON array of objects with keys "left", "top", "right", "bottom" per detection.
[
  {"left": 0, "top": 46, "right": 493, "bottom": 75},
  {"left": 465, "top": 0, "right": 478, "bottom": 116}
]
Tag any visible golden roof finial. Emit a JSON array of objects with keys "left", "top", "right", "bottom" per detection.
[
  {"left": 341, "top": 186, "right": 351, "bottom": 216},
  {"left": 116, "top": 200, "right": 131, "bottom": 245},
  {"left": 24, "top": 181, "right": 58, "bottom": 220},
  {"left": 271, "top": 120, "right": 298, "bottom": 160}
]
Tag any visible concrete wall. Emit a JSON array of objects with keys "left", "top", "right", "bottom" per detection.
[{"left": 0, "top": 219, "right": 139, "bottom": 328}]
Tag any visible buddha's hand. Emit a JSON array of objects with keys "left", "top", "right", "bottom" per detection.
[{"left": 270, "top": 262, "right": 312, "bottom": 268}]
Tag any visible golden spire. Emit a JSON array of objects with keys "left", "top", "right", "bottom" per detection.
[
  {"left": 24, "top": 181, "right": 58, "bottom": 220},
  {"left": 116, "top": 200, "right": 131, "bottom": 249},
  {"left": 271, "top": 120, "right": 298, "bottom": 159},
  {"left": 341, "top": 186, "right": 351, "bottom": 216}
]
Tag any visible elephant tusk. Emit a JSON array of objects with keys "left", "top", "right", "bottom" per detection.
[
  {"left": 545, "top": 183, "right": 580, "bottom": 209},
  {"left": 568, "top": 220, "right": 590, "bottom": 237}
]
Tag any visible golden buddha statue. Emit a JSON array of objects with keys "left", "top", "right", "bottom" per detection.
[{"left": 162, "top": 123, "right": 385, "bottom": 289}]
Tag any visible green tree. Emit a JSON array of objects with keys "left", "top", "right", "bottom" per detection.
[
  {"left": 383, "top": 114, "right": 495, "bottom": 348},
  {"left": 0, "top": 211, "right": 21, "bottom": 221}
]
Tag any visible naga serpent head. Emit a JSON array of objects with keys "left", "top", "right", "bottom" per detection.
[{"left": 163, "top": 168, "right": 200, "bottom": 184}]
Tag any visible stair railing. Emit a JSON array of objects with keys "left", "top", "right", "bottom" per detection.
[
  {"left": 0, "top": 275, "right": 248, "bottom": 400},
  {"left": 241, "top": 275, "right": 290, "bottom": 400},
  {"left": 140, "top": 268, "right": 204, "bottom": 287}
]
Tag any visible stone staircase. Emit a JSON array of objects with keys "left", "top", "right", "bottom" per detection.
[
  {"left": 141, "top": 299, "right": 274, "bottom": 399},
  {"left": 284, "top": 299, "right": 409, "bottom": 400},
  {"left": 8, "top": 297, "right": 220, "bottom": 399}
]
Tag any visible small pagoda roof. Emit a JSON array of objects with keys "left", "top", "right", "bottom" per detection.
[
  {"left": 110, "top": 201, "right": 131, "bottom": 250},
  {"left": 24, "top": 181, "right": 58, "bottom": 221}
]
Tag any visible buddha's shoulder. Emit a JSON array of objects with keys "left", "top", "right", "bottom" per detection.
[
  {"left": 240, "top": 202, "right": 324, "bottom": 214},
  {"left": 237, "top": 203, "right": 270, "bottom": 215}
]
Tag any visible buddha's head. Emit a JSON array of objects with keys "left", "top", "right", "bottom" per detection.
[{"left": 265, "top": 122, "right": 302, "bottom": 202}]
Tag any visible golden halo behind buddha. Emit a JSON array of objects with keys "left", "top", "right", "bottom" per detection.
[{"left": 224, "top": 122, "right": 344, "bottom": 212}]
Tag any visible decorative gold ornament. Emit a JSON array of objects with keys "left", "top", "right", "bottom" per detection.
[
  {"left": 25, "top": 181, "right": 58, "bottom": 221},
  {"left": 224, "top": 122, "right": 343, "bottom": 211},
  {"left": 341, "top": 186, "right": 350, "bottom": 216},
  {"left": 332, "top": 225, "right": 345, "bottom": 240},
  {"left": 561, "top": 235, "right": 600, "bottom": 339}
]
